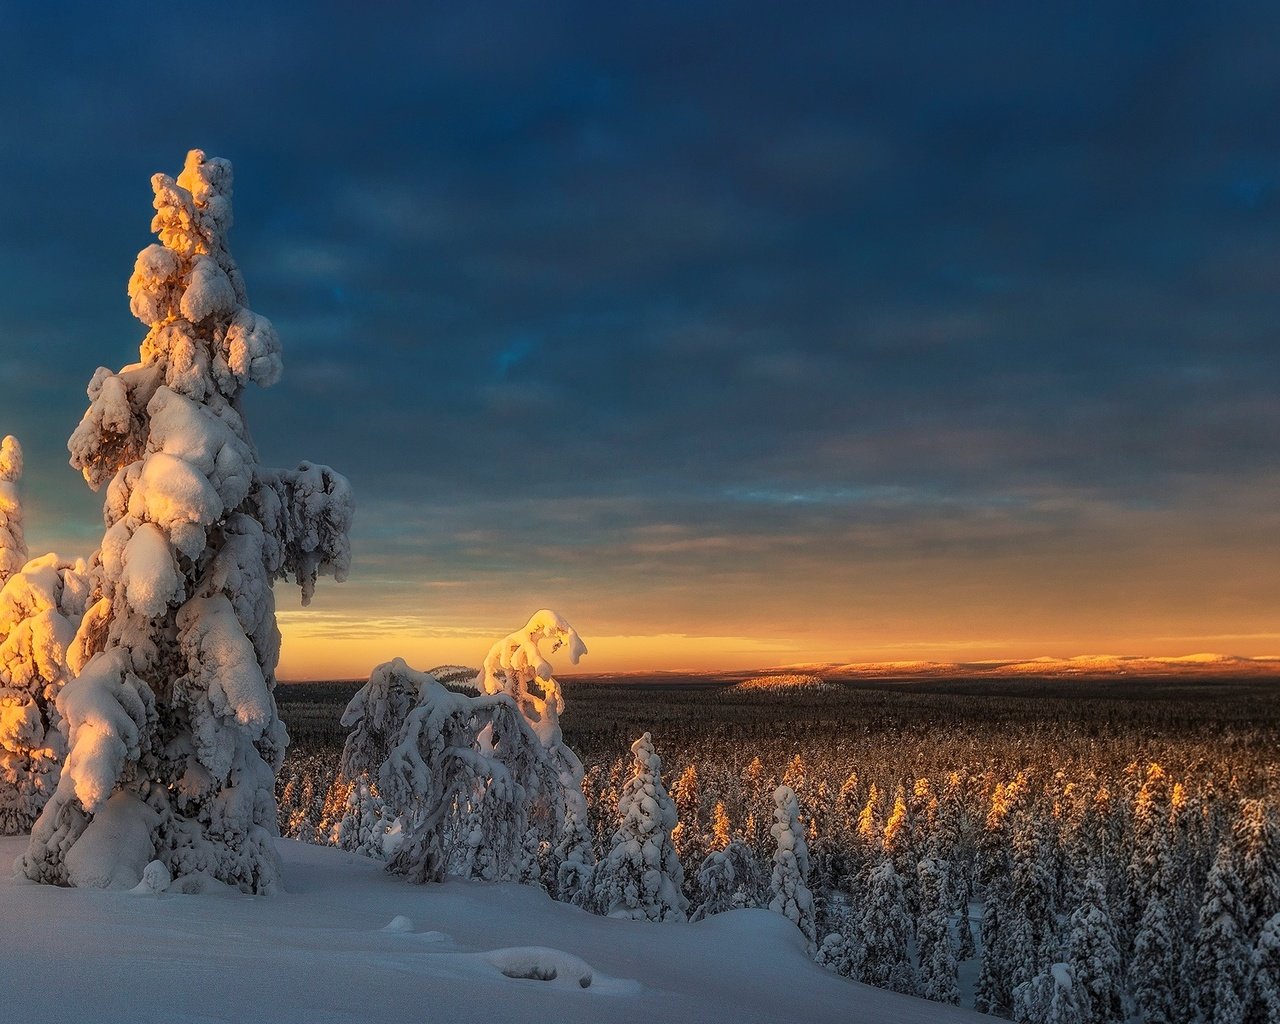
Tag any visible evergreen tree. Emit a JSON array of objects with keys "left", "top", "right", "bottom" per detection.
[
  {"left": 1064, "top": 869, "right": 1125, "bottom": 1024},
  {"left": 590, "top": 732, "right": 687, "bottom": 922},
  {"left": 916, "top": 856, "right": 960, "bottom": 1005},
  {"left": 768, "top": 784, "right": 816, "bottom": 951},
  {"left": 692, "top": 839, "right": 764, "bottom": 919},
  {"left": 0, "top": 436, "right": 28, "bottom": 585},
  {"left": 857, "top": 859, "right": 917, "bottom": 996},
  {"left": 22, "top": 150, "right": 352, "bottom": 893},
  {"left": 1013, "top": 962, "right": 1090, "bottom": 1024},
  {"left": 1131, "top": 891, "right": 1177, "bottom": 1024},
  {"left": 379, "top": 659, "right": 563, "bottom": 884},
  {"left": 1249, "top": 913, "right": 1280, "bottom": 1024},
  {"left": 1193, "top": 845, "right": 1250, "bottom": 1024},
  {"left": 1232, "top": 799, "right": 1280, "bottom": 942},
  {"left": 477, "top": 611, "right": 593, "bottom": 900}
]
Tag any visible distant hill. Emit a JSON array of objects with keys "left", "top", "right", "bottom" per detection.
[
  {"left": 782, "top": 653, "right": 1280, "bottom": 680},
  {"left": 731, "top": 672, "right": 833, "bottom": 693}
]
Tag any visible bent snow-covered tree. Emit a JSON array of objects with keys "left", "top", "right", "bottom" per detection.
[
  {"left": 372, "top": 660, "right": 561, "bottom": 884},
  {"left": 335, "top": 613, "right": 587, "bottom": 883},
  {"left": 478, "top": 610, "right": 592, "bottom": 899},
  {"left": 21, "top": 150, "right": 352, "bottom": 893}
]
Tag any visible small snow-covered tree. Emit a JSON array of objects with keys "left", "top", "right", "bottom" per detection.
[
  {"left": 0, "top": 553, "right": 89, "bottom": 834},
  {"left": 692, "top": 839, "right": 765, "bottom": 920},
  {"left": 369, "top": 659, "right": 560, "bottom": 884},
  {"left": 324, "top": 655, "right": 445, "bottom": 856},
  {"left": 21, "top": 150, "right": 352, "bottom": 893},
  {"left": 768, "top": 784, "right": 816, "bottom": 951},
  {"left": 590, "top": 732, "right": 687, "bottom": 922},
  {"left": 0, "top": 436, "right": 28, "bottom": 585}
]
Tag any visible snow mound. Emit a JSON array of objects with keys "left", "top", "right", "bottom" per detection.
[
  {"left": 382, "top": 914, "right": 414, "bottom": 932},
  {"left": 482, "top": 946, "right": 596, "bottom": 987}
]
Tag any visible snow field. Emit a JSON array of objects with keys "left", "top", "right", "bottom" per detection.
[{"left": 1, "top": 836, "right": 985, "bottom": 1023}]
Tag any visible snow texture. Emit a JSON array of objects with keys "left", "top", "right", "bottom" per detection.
[{"left": 23, "top": 150, "right": 351, "bottom": 894}]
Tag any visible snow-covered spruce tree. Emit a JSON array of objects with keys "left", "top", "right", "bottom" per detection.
[
  {"left": 0, "top": 552, "right": 90, "bottom": 834},
  {"left": 916, "top": 856, "right": 960, "bottom": 1005},
  {"left": 1193, "top": 844, "right": 1251, "bottom": 1024},
  {"left": 0, "top": 436, "right": 28, "bottom": 585},
  {"left": 21, "top": 150, "right": 352, "bottom": 893},
  {"left": 590, "top": 732, "right": 687, "bottom": 922},
  {"left": 1064, "top": 869, "right": 1125, "bottom": 1024},
  {"left": 1013, "top": 962, "right": 1090, "bottom": 1024},
  {"left": 1250, "top": 913, "right": 1280, "bottom": 1024},
  {"left": 857, "top": 858, "right": 918, "bottom": 996},
  {"left": 1232, "top": 799, "right": 1280, "bottom": 943},
  {"left": 476, "top": 610, "right": 592, "bottom": 900},
  {"left": 691, "top": 839, "right": 765, "bottom": 920},
  {"left": 768, "top": 784, "right": 817, "bottom": 951}
]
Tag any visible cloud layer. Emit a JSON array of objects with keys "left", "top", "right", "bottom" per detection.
[{"left": 2, "top": 2, "right": 1278, "bottom": 674}]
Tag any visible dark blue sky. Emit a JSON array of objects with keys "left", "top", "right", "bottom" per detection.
[{"left": 2, "top": 1, "right": 1278, "bottom": 673}]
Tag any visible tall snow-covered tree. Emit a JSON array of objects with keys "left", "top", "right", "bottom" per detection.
[
  {"left": 590, "top": 732, "right": 687, "bottom": 922},
  {"left": 0, "top": 436, "right": 28, "bottom": 585},
  {"left": 916, "top": 856, "right": 960, "bottom": 1005},
  {"left": 768, "top": 784, "right": 816, "bottom": 951},
  {"left": 20, "top": 150, "right": 352, "bottom": 893},
  {"left": 1232, "top": 799, "right": 1280, "bottom": 942}
]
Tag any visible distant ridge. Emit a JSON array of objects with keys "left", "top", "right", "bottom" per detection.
[{"left": 781, "top": 653, "right": 1280, "bottom": 680}]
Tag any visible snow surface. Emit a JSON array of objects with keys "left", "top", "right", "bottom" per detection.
[{"left": 1, "top": 836, "right": 982, "bottom": 1023}]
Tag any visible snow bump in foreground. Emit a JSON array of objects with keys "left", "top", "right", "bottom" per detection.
[{"left": 0, "top": 837, "right": 985, "bottom": 1023}]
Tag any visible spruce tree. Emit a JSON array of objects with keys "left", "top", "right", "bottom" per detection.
[
  {"left": 1249, "top": 913, "right": 1280, "bottom": 1024},
  {"left": 857, "top": 859, "right": 917, "bottom": 995},
  {"left": 590, "top": 732, "right": 687, "bottom": 921},
  {"left": 768, "top": 784, "right": 816, "bottom": 951},
  {"left": 0, "top": 436, "right": 28, "bottom": 585},
  {"left": 1064, "top": 869, "right": 1125, "bottom": 1024},
  {"left": 1193, "top": 845, "right": 1250, "bottom": 1024},
  {"left": 21, "top": 150, "right": 352, "bottom": 893}
]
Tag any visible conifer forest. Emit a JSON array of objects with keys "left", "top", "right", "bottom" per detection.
[{"left": 276, "top": 672, "right": 1280, "bottom": 1024}]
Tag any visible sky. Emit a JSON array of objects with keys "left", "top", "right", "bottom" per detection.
[{"left": 1, "top": 2, "right": 1279, "bottom": 677}]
